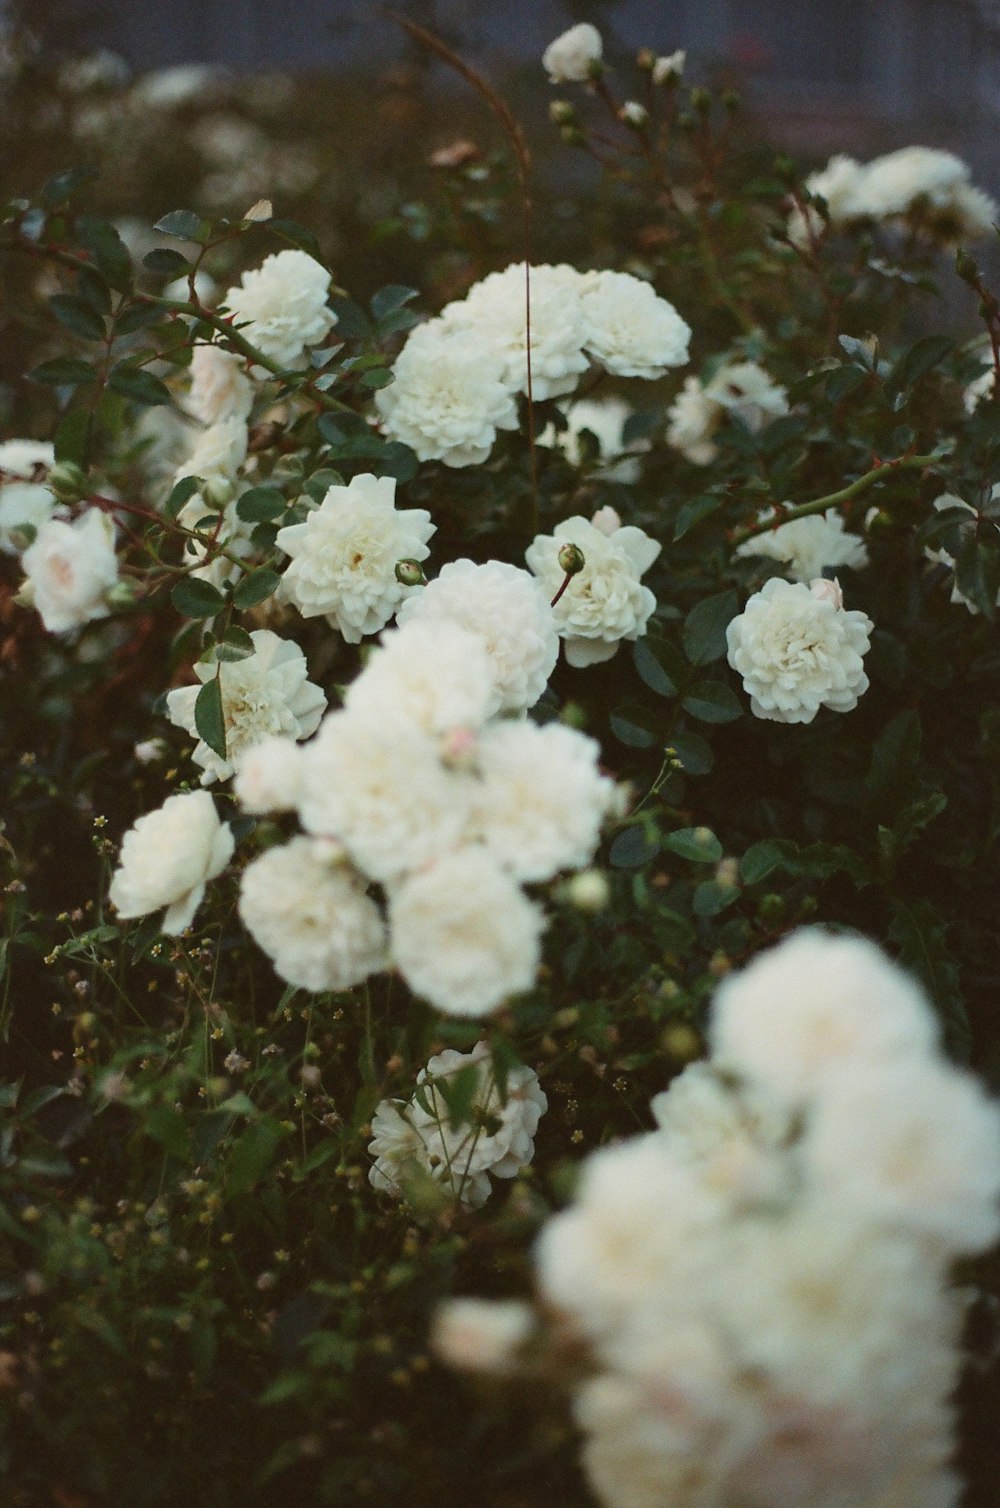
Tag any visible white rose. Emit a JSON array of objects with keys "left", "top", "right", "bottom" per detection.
[
  {"left": 542, "top": 23, "right": 602, "bottom": 83},
  {"left": 176, "top": 415, "right": 248, "bottom": 495},
  {"left": 375, "top": 320, "right": 518, "bottom": 467},
  {"left": 440, "top": 263, "right": 590, "bottom": 401},
  {"left": 396, "top": 559, "right": 559, "bottom": 714},
  {"left": 233, "top": 735, "right": 305, "bottom": 814},
  {"left": 186, "top": 344, "right": 255, "bottom": 425},
  {"left": 526, "top": 515, "right": 661, "bottom": 666},
  {"left": 276, "top": 472, "right": 435, "bottom": 643},
  {"left": 344, "top": 619, "right": 496, "bottom": 736},
  {"left": 238, "top": 836, "right": 387, "bottom": 992},
  {"left": 736, "top": 508, "right": 868, "bottom": 583},
  {"left": 388, "top": 848, "right": 545, "bottom": 1018},
  {"left": 725, "top": 575, "right": 872, "bottom": 723},
  {"left": 21, "top": 508, "right": 119, "bottom": 634},
  {"left": 108, "top": 790, "right": 234, "bottom": 934},
  {"left": 431, "top": 1298, "right": 535, "bottom": 1374},
  {"left": 0, "top": 439, "right": 59, "bottom": 555},
  {"left": 165, "top": 630, "right": 327, "bottom": 784},
  {"left": 223, "top": 249, "right": 336, "bottom": 369},
  {"left": 579, "top": 269, "right": 691, "bottom": 380}
]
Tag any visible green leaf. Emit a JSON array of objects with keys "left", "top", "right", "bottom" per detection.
[
  {"left": 692, "top": 879, "right": 738, "bottom": 917},
  {"left": 371, "top": 442, "right": 418, "bottom": 483},
  {"left": 76, "top": 267, "right": 111, "bottom": 316},
  {"left": 664, "top": 827, "right": 723, "bottom": 863},
  {"left": 227, "top": 1119, "right": 281, "bottom": 1194},
  {"left": 165, "top": 475, "right": 201, "bottom": 519},
  {"left": 293, "top": 1138, "right": 341, "bottom": 1180},
  {"left": 211, "top": 627, "right": 255, "bottom": 663},
  {"left": 54, "top": 408, "right": 93, "bottom": 466},
  {"left": 267, "top": 218, "right": 325, "bottom": 263},
  {"left": 171, "top": 578, "right": 225, "bottom": 619},
  {"left": 954, "top": 531, "right": 1000, "bottom": 620},
  {"left": 825, "top": 364, "right": 868, "bottom": 402},
  {"left": 108, "top": 364, "right": 172, "bottom": 406},
  {"left": 30, "top": 357, "right": 96, "bottom": 387},
  {"left": 609, "top": 826, "right": 660, "bottom": 869},
  {"left": 326, "top": 297, "right": 372, "bottom": 341},
  {"left": 232, "top": 569, "right": 280, "bottom": 610},
  {"left": 143, "top": 247, "right": 190, "bottom": 275},
  {"left": 154, "top": 209, "right": 208, "bottom": 241},
  {"left": 370, "top": 284, "right": 419, "bottom": 321},
  {"left": 77, "top": 216, "right": 133, "bottom": 291},
  {"left": 739, "top": 839, "right": 791, "bottom": 885},
  {"left": 40, "top": 165, "right": 100, "bottom": 208},
  {"left": 682, "top": 681, "right": 742, "bottom": 723},
  {"left": 113, "top": 301, "right": 164, "bottom": 335},
  {"left": 893, "top": 335, "right": 954, "bottom": 392},
  {"left": 360, "top": 367, "right": 394, "bottom": 390},
  {"left": 669, "top": 731, "right": 713, "bottom": 775},
  {"left": 610, "top": 704, "right": 658, "bottom": 749},
  {"left": 866, "top": 709, "right": 921, "bottom": 810},
  {"left": 683, "top": 590, "right": 739, "bottom": 666},
  {"left": 673, "top": 494, "right": 723, "bottom": 540},
  {"left": 632, "top": 637, "right": 677, "bottom": 697},
  {"left": 435, "top": 1064, "right": 480, "bottom": 1131},
  {"left": 837, "top": 334, "right": 877, "bottom": 370},
  {"left": 194, "top": 676, "right": 227, "bottom": 760},
  {"left": 235, "top": 486, "right": 286, "bottom": 523},
  {"left": 48, "top": 294, "right": 106, "bottom": 342},
  {"left": 145, "top": 1105, "right": 190, "bottom": 1158}
]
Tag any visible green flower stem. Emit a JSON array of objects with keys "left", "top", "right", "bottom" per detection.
[{"left": 730, "top": 452, "right": 942, "bottom": 545}]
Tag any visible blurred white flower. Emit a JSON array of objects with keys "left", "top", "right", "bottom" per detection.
[
  {"left": 388, "top": 848, "right": 545, "bottom": 1017},
  {"left": 652, "top": 51, "right": 685, "bottom": 84},
  {"left": 186, "top": 344, "right": 254, "bottom": 426},
  {"left": 542, "top": 23, "right": 602, "bottom": 83},
  {"left": 344, "top": 619, "right": 496, "bottom": 736},
  {"left": 736, "top": 508, "right": 868, "bottom": 583},
  {"left": 526, "top": 515, "right": 661, "bottom": 666},
  {"left": 432, "top": 1298, "right": 536, "bottom": 1374},
  {"left": 238, "top": 836, "right": 387, "bottom": 992},
  {"left": 726, "top": 575, "right": 872, "bottom": 722},
  {"left": 109, "top": 790, "right": 234, "bottom": 934},
  {"left": 396, "top": 559, "right": 558, "bottom": 714},
  {"left": 276, "top": 472, "right": 434, "bottom": 643},
  {"left": 0, "top": 439, "right": 59, "bottom": 555},
  {"left": 233, "top": 735, "right": 305, "bottom": 814},
  {"left": 667, "top": 360, "right": 788, "bottom": 465},
  {"left": 165, "top": 630, "right": 327, "bottom": 784},
  {"left": 580, "top": 270, "right": 691, "bottom": 380},
  {"left": 21, "top": 508, "right": 118, "bottom": 634}
]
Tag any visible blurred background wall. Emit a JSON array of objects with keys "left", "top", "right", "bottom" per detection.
[{"left": 9, "top": 0, "right": 1000, "bottom": 185}]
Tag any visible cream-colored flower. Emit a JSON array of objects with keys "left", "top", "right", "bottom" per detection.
[
  {"left": 431, "top": 1298, "right": 536, "bottom": 1374},
  {"left": 108, "top": 790, "right": 234, "bottom": 934},
  {"left": 726, "top": 576, "right": 872, "bottom": 723},
  {"left": 396, "top": 559, "right": 558, "bottom": 714},
  {"left": 414, "top": 1039, "right": 548, "bottom": 1179},
  {"left": 652, "top": 50, "right": 685, "bottom": 84},
  {"left": 223, "top": 249, "right": 336, "bottom": 368},
  {"left": 388, "top": 848, "right": 545, "bottom": 1017},
  {"left": 375, "top": 320, "right": 518, "bottom": 467},
  {"left": 186, "top": 343, "right": 254, "bottom": 425},
  {"left": 542, "top": 23, "right": 602, "bottom": 83},
  {"left": 276, "top": 472, "right": 435, "bottom": 643},
  {"left": 736, "top": 508, "right": 868, "bottom": 583},
  {"left": 20, "top": 508, "right": 119, "bottom": 634},
  {"left": 440, "top": 263, "right": 590, "bottom": 401},
  {"left": 667, "top": 360, "right": 788, "bottom": 465},
  {"left": 165, "top": 630, "right": 326, "bottom": 784},
  {"left": 238, "top": 836, "right": 387, "bottom": 992},
  {"left": 526, "top": 515, "right": 661, "bottom": 667},
  {"left": 233, "top": 735, "right": 305, "bottom": 814},
  {"left": 344, "top": 619, "right": 496, "bottom": 736},
  {"left": 580, "top": 270, "right": 691, "bottom": 380},
  {"left": 471, "top": 720, "right": 616, "bottom": 881},
  {"left": 0, "top": 439, "right": 59, "bottom": 554}
]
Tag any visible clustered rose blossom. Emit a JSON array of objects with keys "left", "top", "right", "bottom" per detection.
[
  {"left": 231, "top": 586, "right": 617, "bottom": 1017},
  {"left": 0, "top": 438, "right": 60, "bottom": 555},
  {"left": 526, "top": 511, "right": 661, "bottom": 666},
  {"left": 726, "top": 575, "right": 873, "bottom": 723},
  {"left": 222, "top": 248, "right": 336, "bottom": 368},
  {"left": 276, "top": 472, "right": 435, "bottom": 642},
  {"left": 379, "top": 263, "right": 689, "bottom": 468},
  {"left": 441, "top": 929, "right": 1000, "bottom": 1508},
  {"left": 165, "top": 629, "right": 327, "bottom": 784},
  {"left": 787, "top": 146, "right": 998, "bottom": 247},
  {"left": 368, "top": 1039, "right": 547, "bottom": 1207},
  {"left": 666, "top": 358, "right": 789, "bottom": 465}
]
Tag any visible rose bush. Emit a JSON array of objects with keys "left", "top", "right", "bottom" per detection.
[{"left": 2, "top": 16, "right": 1000, "bottom": 1508}]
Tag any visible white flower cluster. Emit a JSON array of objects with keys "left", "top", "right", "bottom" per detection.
[
  {"left": 726, "top": 575, "right": 873, "bottom": 723},
  {"left": 540, "top": 396, "right": 643, "bottom": 482},
  {"left": 233, "top": 569, "right": 616, "bottom": 1015},
  {"left": 377, "top": 263, "right": 690, "bottom": 468},
  {"left": 0, "top": 438, "right": 59, "bottom": 554},
  {"left": 735, "top": 507, "right": 868, "bottom": 583},
  {"left": 20, "top": 508, "right": 120, "bottom": 634},
  {"left": 368, "top": 1039, "right": 547, "bottom": 1207},
  {"left": 526, "top": 509, "right": 661, "bottom": 667},
  {"left": 666, "top": 358, "right": 789, "bottom": 465},
  {"left": 444, "top": 929, "right": 1000, "bottom": 1508},
  {"left": 165, "top": 629, "right": 327, "bottom": 784},
  {"left": 222, "top": 248, "right": 336, "bottom": 369},
  {"left": 788, "top": 146, "right": 998, "bottom": 248}
]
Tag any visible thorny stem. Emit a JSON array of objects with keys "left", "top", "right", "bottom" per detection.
[{"left": 730, "top": 452, "right": 942, "bottom": 545}]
